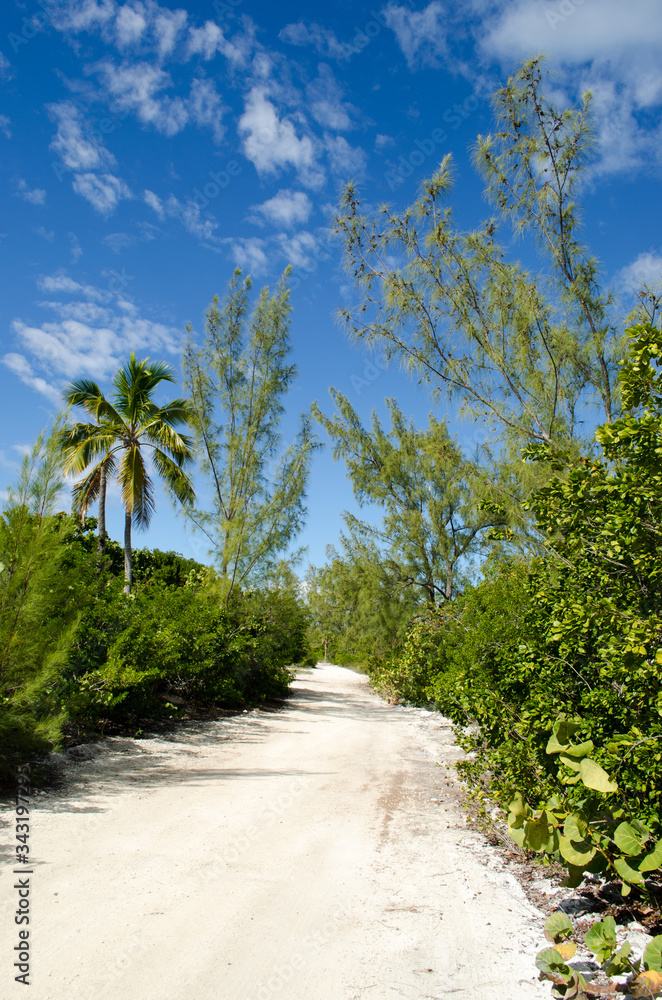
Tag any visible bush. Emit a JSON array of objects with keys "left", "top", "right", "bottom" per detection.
[{"left": 381, "top": 327, "right": 662, "bottom": 836}]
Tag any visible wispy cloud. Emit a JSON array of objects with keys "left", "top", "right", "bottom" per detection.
[
  {"left": 614, "top": 251, "right": 662, "bottom": 295},
  {"left": 91, "top": 60, "right": 188, "bottom": 136},
  {"left": 16, "top": 179, "right": 47, "bottom": 205},
  {"left": 0, "top": 114, "right": 11, "bottom": 138},
  {"left": 3, "top": 354, "right": 62, "bottom": 405},
  {"left": 4, "top": 271, "right": 180, "bottom": 402},
  {"left": 114, "top": 3, "right": 148, "bottom": 47},
  {"left": 279, "top": 21, "right": 357, "bottom": 61},
  {"left": 142, "top": 189, "right": 218, "bottom": 242},
  {"left": 385, "top": 2, "right": 449, "bottom": 70},
  {"left": 306, "top": 65, "right": 356, "bottom": 131},
  {"left": 478, "top": 0, "right": 662, "bottom": 175},
  {"left": 221, "top": 237, "right": 269, "bottom": 274},
  {"left": 188, "top": 78, "right": 225, "bottom": 143},
  {"left": 48, "top": 101, "right": 115, "bottom": 171},
  {"left": 72, "top": 172, "right": 131, "bottom": 214},
  {"left": 324, "top": 135, "right": 367, "bottom": 177}
]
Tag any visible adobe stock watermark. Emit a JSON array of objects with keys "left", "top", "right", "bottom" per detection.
[
  {"left": 337, "top": 9, "right": 393, "bottom": 62},
  {"left": 546, "top": 0, "right": 586, "bottom": 30},
  {"left": 188, "top": 161, "right": 242, "bottom": 213},
  {"left": 244, "top": 906, "right": 347, "bottom": 1000},
  {"left": 384, "top": 75, "right": 494, "bottom": 191},
  {"left": 212, "top": 0, "right": 244, "bottom": 22},
  {"left": 6, "top": 0, "right": 66, "bottom": 54}
]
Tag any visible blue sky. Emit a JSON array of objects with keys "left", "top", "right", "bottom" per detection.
[{"left": 1, "top": 0, "right": 662, "bottom": 572}]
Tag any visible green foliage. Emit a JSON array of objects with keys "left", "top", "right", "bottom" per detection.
[
  {"left": 0, "top": 428, "right": 97, "bottom": 780},
  {"left": 507, "top": 724, "right": 661, "bottom": 895},
  {"left": 56, "top": 581, "right": 307, "bottom": 731},
  {"left": 334, "top": 58, "right": 637, "bottom": 467},
  {"left": 313, "top": 393, "right": 507, "bottom": 603},
  {"left": 372, "top": 325, "right": 662, "bottom": 844},
  {"left": 183, "top": 269, "right": 319, "bottom": 600},
  {"left": 536, "top": 912, "right": 662, "bottom": 998},
  {"left": 305, "top": 540, "right": 419, "bottom": 668}
]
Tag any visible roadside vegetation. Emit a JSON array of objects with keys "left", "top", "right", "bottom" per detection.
[
  {"left": 306, "top": 59, "right": 662, "bottom": 947},
  {"left": 0, "top": 273, "right": 314, "bottom": 786}
]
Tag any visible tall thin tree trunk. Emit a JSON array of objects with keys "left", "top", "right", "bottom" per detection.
[
  {"left": 124, "top": 507, "right": 133, "bottom": 595},
  {"left": 97, "top": 463, "right": 107, "bottom": 556},
  {"left": 445, "top": 561, "right": 453, "bottom": 601}
]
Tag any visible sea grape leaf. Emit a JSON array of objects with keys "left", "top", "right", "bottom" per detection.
[
  {"left": 544, "top": 911, "right": 574, "bottom": 944},
  {"left": 614, "top": 821, "right": 649, "bottom": 856},
  {"left": 579, "top": 758, "right": 618, "bottom": 793},
  {"left": 644, "top": 937, "right": 662, "bottom": 973},
  {"left": 585, "top": 916, "right": 616, "bottom": 964}
]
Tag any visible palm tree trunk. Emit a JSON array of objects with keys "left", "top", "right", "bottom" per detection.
[
  {"left": 124, "top": 508, "right": 133, "bottom": 595},
  {"left": 97, "top": 463, "right": 107, "bottom": 556}
]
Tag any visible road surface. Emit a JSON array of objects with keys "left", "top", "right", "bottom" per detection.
[{"left": 1, "top": 664, "right": 548, "bottom": 999}]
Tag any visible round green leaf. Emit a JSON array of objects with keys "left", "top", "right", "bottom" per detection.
[
  {"left": 614, "top": 821, "right": 649, "bottom": 856},
  {"left": 559, "top": 834, "right": 596, "bottom": 867},
  {"left": 544, "top": 911, "right": 574, "bottom": 944},
  {"left": 535, "top": 948, "right": 573, "bottom": 982},
  {"left": 644, "top": 935, "right": 662, "bottom": 973},
  {"left": 579, "top": 758, "right": 618, "bottom": 793},
  {"left": 639, "top": 839, "right": 662, "bottom": 874}
]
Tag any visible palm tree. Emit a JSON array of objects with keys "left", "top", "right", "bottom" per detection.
[{"left": 60, "top": 354, "right": 196, "bottom": 593}]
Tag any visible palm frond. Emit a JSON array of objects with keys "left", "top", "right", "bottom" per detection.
[
  {"left": 152, "top": 448, "right": 196, "bottom": 505},
  {"left": 71, "top": 453, "right": 117, "bottom": 518},
  {"left": 118, "top": 445, "right": 155, "bottom": 529},
  {"left": 141, "top": 421, "right": 195, "bottom": 465}
]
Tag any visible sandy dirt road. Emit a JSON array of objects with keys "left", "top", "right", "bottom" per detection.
[{"left": 1, "top": 664, "right": 548, "bottom": 1000}]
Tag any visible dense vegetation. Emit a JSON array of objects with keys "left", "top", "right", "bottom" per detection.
[
  {"left": 306, "top": 57, "right": 662, "bottom": 901},
  {"left": 0, "top": 274, "right": 314, "bottom": 786}
]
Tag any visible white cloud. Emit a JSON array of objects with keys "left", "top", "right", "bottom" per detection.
[
  {"left": 39, "top": 273, "right": 105, "bottom": 300},
  {"left": 279, "top": 22, "right": 356, "bottom": 61},
  {"left": 102, "top": 232, "right": 136, "bottom": 253},
  {"left": 238, "top": 88, "right": 323, "bottom": 187},
  {"left": 614, "top": 251, "right": 662, "bottom": 295},
  {"left": 35, "top": 226, "right": 55, "bottom": 242},
  {"left": 70, "top": 234, "right": 83, "bottom": 262},
  {"left": 143, "top": 189, "right": 165, "bottom": 218},
  {"left": 2, "top": 354, "right": 62, "bottom": 404},
  {"left": 188, "top": 78, "right": 224, "bottom": 143},
  {"left": 222, "top": 237, "right": 269, "bottom": 274},
  {"left": 324, "top": 135, "right": 367, "bottom": 176},
  {"left": 375, "top": 133, "right": 395, "bottom": 150},
  {"left": 92, "top": 60, "right": 189, "bottom": 136},
  {"left": 115, "top": 3, "right": 148, "bottom": 47},
  {"left": 0, "top": 52, "right": 10, "bottom": 78},
  {"left": 250, "top": 190, "right": 312, "bottom": 229},
  {"left": 144, "top": 190, "right": 218, "bottom": 242},
  {"left": 481, "top": 0, "right": 662, "bottom": 68},
  {"left": 385, "top": 2, "right": 448, "bottom": 70},
  {"left": 277, "top": 231, "right": 322, "bottom": 272},
  {"left": 16, "top": 179, "right": 47, "bottom": 205},
  {"left": 49, "top": 0, "right": 117, "bottom": 34},
  {"left": 48, "top": 101, "right": 115, "bottom": 171},
  {"left": 5, "top": 273, "right": 180, "bottom": 401},
  {"left": 306, "top": 65, "right": 355, "bottom": 131},
  {"left": 187, "top": 20, "right": 226, "bottom": 60},
  {"left": 479, "top": 0, "right": 662, "bottom": 177},
  {"left": 0, "top": 114, "right": 10, "bottom": 138},
  {"left": 152, "top": 6, "right": 187, "bottom": 60},
  {"left": 72, "top": 172, "right": 131, "bottom": 215}
]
